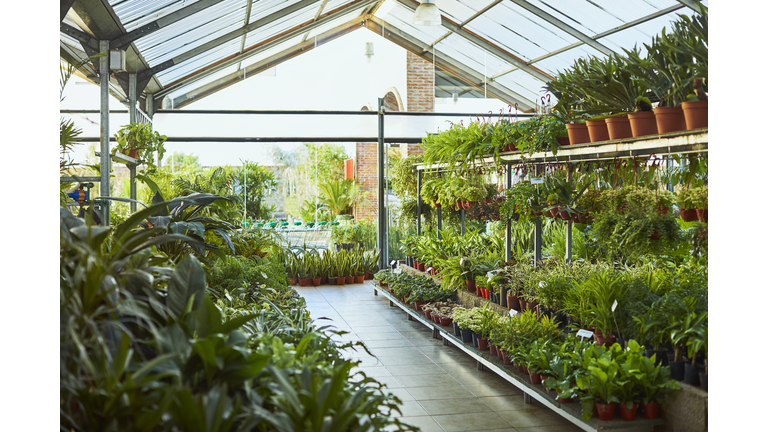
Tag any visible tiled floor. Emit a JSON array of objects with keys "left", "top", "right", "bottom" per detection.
[{"left": 295, "top": 283, "right": 584, "bottom": 432}]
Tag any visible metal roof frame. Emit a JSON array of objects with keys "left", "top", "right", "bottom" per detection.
[{"left": 60, "top": 0, "right": 707, "bottom": 111}]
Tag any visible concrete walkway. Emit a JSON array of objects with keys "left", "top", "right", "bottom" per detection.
[{"left": 295, "top": 283, "right": 582, "bottom": 432}]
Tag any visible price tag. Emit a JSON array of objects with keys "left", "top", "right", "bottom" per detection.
[
  {"left": 426, "top": 267, "right": 434, "bottom": 273},
  {"left": 576, "top": 329, "right": 594, "bottom": 339},
  {"left": 390, "top": 260, "right": 397, "bottom": 266},
  {"left": 509, "top": 309, "right": 518, "bottom": 317},
  {"left": 530, "top": 177, "right": 544, "bottom": 184},
  {"left": 261, "top": 272, "right": 268, "bottom": 279},
  {"left": 225, "top": 293, "right": 233, "bottom": 301},
  {"left": 611, "top": 300, "right": 618, "bottom": 312}
]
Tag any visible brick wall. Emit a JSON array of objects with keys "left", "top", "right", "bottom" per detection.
[
  {"left": 355, "top": 105, "right": 378, "bottom": 221},
  {"left": 404, "top": 51, "right": 433, "bottom": 157}
]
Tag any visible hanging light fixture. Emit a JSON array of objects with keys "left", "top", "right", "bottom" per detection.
[{"left": 413, "top": 0, "right": 441, "bottom": 26}]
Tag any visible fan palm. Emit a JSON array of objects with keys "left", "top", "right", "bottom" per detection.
[{"left": 318, "top": 179, "right": 354, "bottom": 215}]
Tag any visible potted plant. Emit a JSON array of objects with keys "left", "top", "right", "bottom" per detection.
[
  {"left": 692, "top": 186, "right": 707, "bottom": 222},
  {"left": 676, "top": 188, "right": 698, "bottom": 222},
  {"left": 112, "top": 122, "right": 167, "bottom": 173}
]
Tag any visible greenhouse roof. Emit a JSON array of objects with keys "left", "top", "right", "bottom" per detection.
[{"left": 61, "top": 0, "right": 707, "bottom": 112}]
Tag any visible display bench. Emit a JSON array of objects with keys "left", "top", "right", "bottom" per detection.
[{"left": 370, "top": 280, "right": 664, "bottom": 432}]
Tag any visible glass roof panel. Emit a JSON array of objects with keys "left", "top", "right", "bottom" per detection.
[
  {"left": 157, "top": 37, "right": 242, "bottom": 83},
  {"left": 464, "top": 2, "right": 578, "bottom": 62},
  {"left": 493, "top": 69, "right": 549, "bottom": 104},
  {"left": 165, "top": 64, "right": 240, "bottom": 102},
  {"left": 133, "top": 0, "right": 247, "bottom": 66},
  {"left": 434, "top": 33, "right": 514, "bottom": 81},
  {"left": 597, "top": 9, "right": 697, "bottom": 55},
  {"left": 241, "top": 4, "right": 321, "bottom": 47},
  {"left": 529, "top": 44, "right": 604, "bottom": 76},
  {"left": 435, "top": 0, "right": 494, "bottom": 23},
  {"left": 248, "top": 0, "right": 308, "bottom": 23},
  {"left": 239, "top": 34, "right": 307, "bottom": 70},
  {"left": 109, "top": 0, "right": 198, "bottom": 32},
  {"left": 375, "top": 0, "right": 452, "bottom": 46},
  {"left": 306, "top": 6, "right": 369, "bottom": 39}
]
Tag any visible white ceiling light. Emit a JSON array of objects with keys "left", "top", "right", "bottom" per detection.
[{"left": 414, "top": 0, "right": 441, "bottom": 26}]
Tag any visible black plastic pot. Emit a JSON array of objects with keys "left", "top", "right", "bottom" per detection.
[
  {"left": 644, "top": 349, "right": 669, "bottom": 367},
  {"left": 684, "top": 363, "right": 701, "bottom": 386},
  {"left": 699, "top": 372, "right": 708, "bottom": 391},
  {"left": 669, "top": 361, "right": 685, "bottom": 381},
  {"left": 472, "top": 332, "right": 479, "bottom": 348},
  {"left": 460, "top": 328, "right": 473, "bottom": 343},
  {"left": 453, "top": 322, "right": 462, "bottom": 337}
]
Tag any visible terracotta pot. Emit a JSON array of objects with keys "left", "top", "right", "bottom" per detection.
[
  {"left": 696, "top": 209, "right": 708, "bottom": 223},
  {"left": 502, "top": 351, "right": 511, "bottom": 365},
  {"left": 364, "top": 272, "right": 373, "bottom": 280},
  {"left": 627, "top": 111, "right": 658, "bottom": 137},
  {"left": 680, "top": 208, "right": 698, "bottom": 222},
  {"left": 298, "top": 278, "right": 309, "bottom": 287},
  {"left": 414, "top": 301, "right": 426, "bottom": 311},
  {"left": 507, "top": 294, "right": 520, "bottom": 311},
  {"left": 312, "top": 277, "right": 322, "bottom": 286},
  {"left": 605, "top": 115, "right": 633, "bottom": 140},
  {"left": 432, "top": 201, "right": 442, "bottom": 208},
  {"left": 549, "top": 208, "right": 560, "bottom": 218},
  {"left": 466, "top": 279, "right": 476, "bottom": 291},
  {"left": 556, "top": 136, "right": 570, "bottom": 146},
  {"left": 681, "top": 100, "right": 708, "bottom": 130},
  {"left": 122, "top": 148, "right": 139, "bottom": 159},
  {"left": 620, "top": 403, "right": 638, "bottom": 421},
  {"left": 649, "top": 231, "right": 661, "bottom": 241},
  {"left": 595, "top": 402, "right": 617, "bottom": 421},
  {"left": 505, "top": 143, "right": 517, "bottom": 152},
  {"left": 586, "top": 119, "right": 610, "bottom": 142},
  {"left": 337, "top": 277, "right": 345, "bottom": 286},
  {"left": 576, "top": 211, "right": 589, "bottom": 224},
  {"left": 489, "top": 345, "right": 497, "bottom": 356},
  {"left": 477, "top": 337, "right": 489, "bottom": 350},
  {"left": 529, "top": 371, "right": 542, "bottom": 385},
  {"left": 558, "top": 207, "right": 571, "bottom": 220},
  {"left": 654, "top": 106, "right": 686, "bottom": 134},
  {"left": 289, "top": 277, "right": 298, "bottom": 285},
  {"left": 566, "top": 122, "right": 590, "bottom": 145},
  {"left": 641, "top": 401, "right": 660, "bottom": 420},
  {"left": 439, "top": 317, "right": 452, "bottom": 326},
  {"left": 558, "top": 397, "right": 572, "bottom": 404},
  {"left": 345, "top": 276, "right": 354, "bottom": 284}
]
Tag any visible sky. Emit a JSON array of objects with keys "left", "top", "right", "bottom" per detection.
[{"left": 60, "top": 28, "right": 514, "bottom": 168}]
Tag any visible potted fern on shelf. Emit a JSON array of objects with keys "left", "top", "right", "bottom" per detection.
[{"left": 112, "top": 122, "right": 167, "bottom": 173}]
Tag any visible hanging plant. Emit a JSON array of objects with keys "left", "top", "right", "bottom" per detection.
[{"left": 112, "top": 122, "right": 167, "bottom": 173}]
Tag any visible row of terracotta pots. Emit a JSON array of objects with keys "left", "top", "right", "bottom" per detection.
[
  {"left": 413, "top": 302, "right": 453, "bottom": 326},
  {"left": 413, "top": 261, "right": 438, "bottom": 275},
  {"left": 290, "top": 274, "right": 372, "bottom": 286},
  {"left": 566, "top": 101, "right": 708, "bottom": 145}
]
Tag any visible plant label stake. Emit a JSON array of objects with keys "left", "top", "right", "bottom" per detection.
[
  {"left": 576, "top": 329, "right": 594, "bottom": 340},
  {"left": 509, "top": 309, "right": 518, "bottom": 317},
  {"left": 531, "top": 177, "right": 544, "bottom": 185},
  {"left": 611, "top": 300, "right": 618, "bottom": 312},
  {"left": 225, "top": 293, "right": 233, "bottom": 302}
]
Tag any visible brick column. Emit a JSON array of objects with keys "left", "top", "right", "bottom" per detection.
[{"left": 405, "top": 51, "right": 433, "bottom": 156}]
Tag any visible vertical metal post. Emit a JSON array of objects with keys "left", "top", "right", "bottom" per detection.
[
  {"left": 436, "top": 207, "right": 442, "bottom": 238},
  {"left": 461, "top": 209, "right": 465, "bottom": 235},
  {"left": 416, "top": 170, "right": 422, "bottom": 236},
  {"left": 377, "top": 97, "right": 387, "bottom": 270},
  {"left": 534, "top": 166, "right": 542, "bottom": 266},
  {"left": 99, "top": 40, "right": 111, "bottom": 226},
  {"left": 505, "top": 166, "right": 512, "bottom": 262},
  {"left": 566, "top": 167, "right": 573, "bottom": 264},
  {"left": 147, "top": 93, "right": 159, "bottom": 168},
  {"left": 128, "top": 73, "right": 137, "bottom": 213}
]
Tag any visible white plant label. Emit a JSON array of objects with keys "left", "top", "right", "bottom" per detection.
[
  {"left": 225, "top": 293, "right": 232, "bottom": 301},
  {"left": 576, "top": 329, "right": 594, "bottom": 339},
  {"left": 611, "top": 300, "right": 618, "bottom": 312},
  {"left": 215, "top": 304, "right": 222, "bottom": 312},
  {"left": 539, "top": 281, "right": 546, "bottom": 288},
  {"left": 426, "top": 267, "right": 434, "bottom": 272},
  {"left": 509, "top": 309, "right": 518, "bottom": 317},
  {"left": 390, "top": 260, "right": 397, "bottom": 266},
  {"left": 531, "top": 177, "right": 544, "bottom": 184},
  {"left": 261, "top": 272, "right": 268, "bottom": 279},
  {"left": 460, "top": 257, "right": 465, "bottom": 265}
]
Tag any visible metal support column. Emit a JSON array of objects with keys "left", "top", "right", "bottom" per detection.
[
  {"left": 417, "top": 170, "right": 422, "bottom": 236},
  {"left": 505, "top": 167, "right": 512, "bottom": 262},
  {"left": 533, "top": 166, "right": 542, "bottom": 266},
  {"left": 99, "top": 40, "right": 111, "bottom": 226},
  {"left": 147, "top": 93, "right": 160, "bottom": 168},
  {"left": 437, "top": 207, "right": 442, "bottom": 238},
  {"left": 377, "top": 97, "right": 387, "bottom": 270},
  {"left": 128, "top": 73, "right": 138, "bottom": 213},
  {"left": 566, "top": 167, "right": 573, "bottom": 264},
  {"left": 461, "top": 209, "right": 465, "bottom": 235}
]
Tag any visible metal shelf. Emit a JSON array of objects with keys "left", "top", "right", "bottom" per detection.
[
  {"left": 95, "top": 151, "right": 138, "bottom": 165},
  {"left": 415, "top": 129, "right": 708, "bottom": 171},
  {"left": 370, "top": 281, "right": 664, "bottom": 432}
]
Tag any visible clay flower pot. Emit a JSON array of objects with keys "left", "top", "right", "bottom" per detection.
[
  {"left": 641, "top": 401, "right": 660, "bottom": 420},
  {"left": 312, "top": 277, "right": 322, "bottom": 286},
  {"left": 556, "top": 136, "right": 570, "bottom": 146},
  {"left": 696, "top": 209, "right": 708, "bottom": 223},
  {"left": 620, "top": 403, "right": 638, "bottom": 421},
  {"left": 586, "top": 119, "right": 610, "bottom": 142},
  {"left": 466, "top": 279, "right": 476, "bottom": 291},
  {"left": 566, "top": 122, "right": 590, "bottom": 145},
  {"left": 654, "top": 106, "right": 687, "bottom": 134},
  {"left": 477, "top": 338, "right": 489, "bottom": 350},
  {"left": 595, "top": 402, "right": 617, "bottom": 421},
  {"left": 680, "top": 208, "right": 698, "bottom": 222},
  {"left": 529, "top": 371, "right": 542, "bottom": 385},
  {"left": 681, "top": 100, "right": 708, "bottom": 130},
  {"left": 354, "top": 275, "right": 365, "bottom": 283},
  {"left": 345, "top": 276, "right": 354, "bottom": 284},
  {"left": 298, "top": 278, "right": 309, "bottom": 287},
  {"left": 605, "top": 115, "right": 633, "bottom": 140},
  {"left": 627, "top": 111, "right": 658, "bottom": 137}
]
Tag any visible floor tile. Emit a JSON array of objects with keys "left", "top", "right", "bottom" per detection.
[
  {"left": 406, "top": 384, "right": 475, "bottom": 401},
  {"left": 495, "top": 408, "right": 571, "bottom": 428},
  {"left": 477, "top": 395, "right": 528, "bottom": 412},
  {"left": 358, "top": 332, "right": 407, "bottom": 341},
  {"left": 394, "top": 373, "right": 461, "bottom": 388},
  {"left": 390, "top": 415, "right": 445, "bottom": 432},
  {"left": 515, "top": 424, "right": 582, "bottom": 432},
  {"left": 462, "top": 382, "right": 524, "bottom": 398},
  {"left": 431, "top": 412, "right": 513, "bottom": 432},
  {"left": 369, "top": 346, "right": 425, "bottom": 357},
  {"left": 351, "top": 365, "right": 393, "bottom": 377},
  {"left": 387, "top": 363, "right": 447, "bottom": 377},
  {"left": 363, "top": 338, "right": 415, "bottom": 348},
  {"left": 389, "top": 400, "right": 429, "bottom": 417},
  {"left": 384, "top": 387, "right": 416, "bottom": 402},
  {"left": 376, "top": 354, "right": 437, "bottom": 366},
  {"left": 418, "top": 398, "right": 495, "bottom": 416}
]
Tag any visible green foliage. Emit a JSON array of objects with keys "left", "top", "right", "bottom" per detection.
[{"left": 112, "top": 122, "right": 167, "bottom": 173}]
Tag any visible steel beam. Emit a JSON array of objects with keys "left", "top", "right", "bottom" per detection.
[
  {"left": 172, "top": 16, "right": 366, "bottom": 107},
  {"left": 128, "top": 73, "right": 138, "bottom": 213},
  {"left": 395, "top": 0, "right": 552, "bottom": 84},
  {"left": 507, "top": 0, "right": 616, "bottom": 57},
  {"left": 676, "top": 0, "right": 702, "bottom": 11},
  {"left": 378, "top": 98, "right": 387, "bottom": 270},
  {"left": 302, "top": 0, "right": 330, "bottom": 42},
  {"left": 417, "top": 170, "right": 422, "bottom": 236},
  {"left": 157, "top": 0, "right": 376, "bottom": 100},
  {"left": 110, "top": 0, "right": 226, "bottom": 50},
  {"left": 61, "top": 0, "right": 76, "bottom": 22},
  {"left": 99, "top": 40, "right": 111, "bottom": 226},
  {"left": 365, "top": 16, "right": 536, "bottom": 111},
  {"left": 237, "top": 0, "right": 255, "bottom": 70},
  {"left": 505, "top": 168, "right": 512, "bottom": 262}
]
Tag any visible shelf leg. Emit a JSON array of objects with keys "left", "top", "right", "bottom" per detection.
[
  {"left": 389, "top": 299, "right": 395, "bottom": 307},
  {"left": 374, "top": 288, "right": 378, "bottom": 296},
  {"left": 524, "top": 393, "right": 532, "bottom": 404},
  {"left": 432, "top": 327, "right": 439, "bottom": 339},
  {"left": 477, "top": 361, "right": 484, "bottom": 371},
  {"left": 442, "top": 336, "right": 449, "bottom": 346},
  {"left": 407, "top": 313, "right": 413, "bottom": 321}
]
